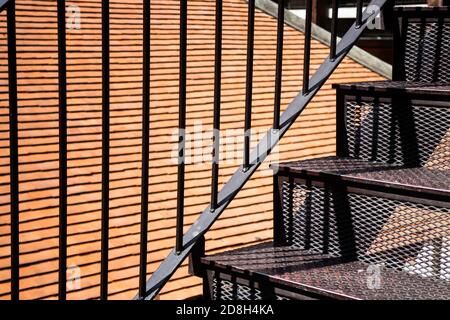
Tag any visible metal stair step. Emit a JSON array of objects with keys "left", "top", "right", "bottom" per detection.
[
  {"left": 334, "top": 81, "right": 450, "bottom": 170},
  {"left": 199, "top": 242, "right": 450, "bottom": 300},
  {"left": 272, "top": 157, "right": 450, "bottom": 200},
  {"left": 393, "top": 6, "right": 450, "bottom": 83}
]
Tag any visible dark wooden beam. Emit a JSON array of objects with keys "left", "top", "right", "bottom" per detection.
[{"left": 312, "top": 0, "right": 329, "bottom": 26}]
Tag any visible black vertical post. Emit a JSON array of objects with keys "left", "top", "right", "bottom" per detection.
[
  {"left": 335, "top": 89, "right": 349, "bottom": 157},
  {"left": 211, "top": 0, "right": 222, "bottom": 211},
  {"left": 303, "top": 0, "right": 312, "bottom": 95},
  {"left": 139, "top": 0, "right": 151, "bottom": 299},
  {"left": 176, "top": 0, "right": 187, "bottom": 254},
  {"left": 243, "top": 0, "right": 255, "bottom": 171},
  {"left": 57, "top": 0, "right": 68, "bottom": 301},
  {"left": 330, "top": 0, "right": 338, "bottom": 61},
  {"left": 273, "top": 0, "right": 284, "bottom": 130},
  {"left": 100, "top": 0, "right": 110, "bottom": 300},
  {"left": 356, "top": 0, "right": 363, "bottom": 28},
  {"left": 7, "top": 0, "right": 19, "bottom": 301}
]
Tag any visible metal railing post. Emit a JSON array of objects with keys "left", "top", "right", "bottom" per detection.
[
  {"left": 139, "top": 0, "right": 151, "bottom": 299},
  {"left": 57, "top": 0, "right": 68, "bottom": 301},
  {"left": 243, "top": 0, "right": 255, "bottom": 171},
  {"left": 176, "top": 0, "right": 188, "bottom": 254},
  {"left": 7, "top": 0, "right": 19, "bottom": 301},
  {"left": 211, "top": 0, "right": 223, "bottom": 211},
  {"left": 100, "top": 0, "right": 110, "bottom": 300},
  {"left": 303, "top": 0, "right": 313, "bottom": 95},
  {"left": 273, "top": 0, "right": 285, "bottom": 130},
  {"left": 330, "top": 0, "right": 339, "bottom": 60}
]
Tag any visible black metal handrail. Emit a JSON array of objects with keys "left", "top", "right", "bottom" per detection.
[{"left": 2, "top": 0, "right": 389, "bottom": 300}]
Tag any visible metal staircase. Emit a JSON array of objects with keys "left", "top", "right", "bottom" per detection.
[
  {"left": 138, "top": 0, "right": 389, "bottom": 300},
  {"left": 3, "top": 0, "right": 449, "bottom": 300},
  {"left": 191, "top": 6, "right": 450, "bottom": 300}
]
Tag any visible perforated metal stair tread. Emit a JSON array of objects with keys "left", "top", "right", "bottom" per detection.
[
  {"left": 200, "top": 242, "right": 450, "bottom": 300},
  {"left": 272, "top": 157, "right": 450, "bottom": 198},
  {"left": 333, "top": 81, "right": 450, "bottom": 96}
]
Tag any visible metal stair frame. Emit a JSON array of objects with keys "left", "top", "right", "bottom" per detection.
[{"left": 138, "top": 0, "right": 391, "bottom": 300}]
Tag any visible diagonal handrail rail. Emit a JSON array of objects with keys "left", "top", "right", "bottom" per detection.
[{"left": 137, "top": 0, "right": 390, "bottom": 300}]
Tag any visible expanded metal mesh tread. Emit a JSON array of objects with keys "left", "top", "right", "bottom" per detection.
[
  {"left": 278, "top": 180, "right": 450, "bottom": 280},
  {"left": 273, "top": 157, "right": 450, "bottom": 197},
  {"left": 338, "top": 90, "right": 450, "bottom": 169},
  {"left": 334, "top": 81, "right": 450, "bottom": 96},
  {"left": 201, "top": 243, "right": 450, "bottom": 300},
  {"left": 394, "top": 7, "right": 450, "bottom": 83}
]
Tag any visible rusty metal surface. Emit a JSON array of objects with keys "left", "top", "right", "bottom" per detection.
[{"left": 334, "top": 81, "right": 450, "bottom": 95}]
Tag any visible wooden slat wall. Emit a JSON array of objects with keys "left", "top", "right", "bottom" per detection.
[{"left": 0, "top": 0, "right": 385, "bottom": 300}]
